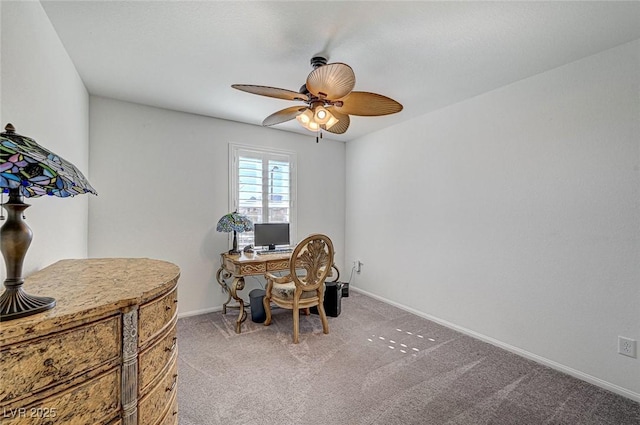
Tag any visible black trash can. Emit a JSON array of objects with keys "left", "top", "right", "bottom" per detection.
[
  {"left": 341, "top": 282, "right": 349, "bottom": 297},
  {"left": 311, "top": 281, "right": 343, "bottom": 317},
  {"left": 249, "top": 289, "right": 266, "bottom": 323}
]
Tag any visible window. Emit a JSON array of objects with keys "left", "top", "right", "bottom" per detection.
[{"left": 229, "top": 144, "right": 297, "bottom": 248}]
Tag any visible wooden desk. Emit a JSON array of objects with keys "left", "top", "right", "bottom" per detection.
[
  {"left": 216, "top": 251, "right": 292, "bottom": 334},
  {"left": 216, "top": 251, "right": 340, "bottom": 334}
]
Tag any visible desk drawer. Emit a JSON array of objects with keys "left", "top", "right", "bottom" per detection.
[
  {"left": 139, "top": 322, "right": 177, "bottom": 395},
  {"left": 139, "top": 287, "right": 177, "bottom": 347},
  {"left": 0, "top": 316, "right": 121, "bottom": 404},
  {"left": 266, "top": 259, "right": 290, "bottom": 271},
  {"left": 240, "top": 263, "right": 266, "bottom": 274},
  {"left": 1, "top": 367, "right": 120, "bottom": 425},
  {"left": 138, "top": 356, "right": 178, "bottom": 425}
]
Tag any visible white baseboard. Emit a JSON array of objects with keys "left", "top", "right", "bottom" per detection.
[
  {"left": 178, "top": 305, "right": 223, "bottom": 319},
  {"left": 350, "top": 286, "right": 640, "bottom": 403}
]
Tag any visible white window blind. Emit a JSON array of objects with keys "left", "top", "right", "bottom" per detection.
[{"left": 229, "top": 144, "right": 297, "bottom": 248}]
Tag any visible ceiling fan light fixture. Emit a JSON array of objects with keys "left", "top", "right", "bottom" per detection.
[
  {"left": 296, "top": 109, "right": 321, "bottom": 131},
  {"left": 296, "top": 109, "right": 313, "bottom": 125},
  {"left": 295, "top": 105, "right": 339, "bottom": 132},
  {"left": 324, "top": 114, "right": 339, "bottom": 130},
  {"left": 314, "top": 105, "right": 330, "bottom": 124}
]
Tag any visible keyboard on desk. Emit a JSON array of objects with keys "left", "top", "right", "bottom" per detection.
[{"left": 256, "top": 248, "right": 293, "bottom": 255}]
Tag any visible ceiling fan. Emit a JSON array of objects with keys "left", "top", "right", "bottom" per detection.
[{"left": 231, "top": 56, "right": 403, "bottom": 137}]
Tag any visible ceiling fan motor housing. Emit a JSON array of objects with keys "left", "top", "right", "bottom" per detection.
[{"left": 310, "top": 56, "right": 328, "bottom": 69}]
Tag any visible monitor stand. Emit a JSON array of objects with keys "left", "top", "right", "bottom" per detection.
[{"left": 268, "top": 244, "right": 276, "bottom": 251}]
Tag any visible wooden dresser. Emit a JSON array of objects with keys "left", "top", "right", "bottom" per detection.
[{"left": 0, "top": 258, "right": 180, "bottom": 425}]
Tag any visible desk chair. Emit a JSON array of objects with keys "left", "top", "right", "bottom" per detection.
[{"left": 263, "top": 234, "right": 334, "bottom": 343}]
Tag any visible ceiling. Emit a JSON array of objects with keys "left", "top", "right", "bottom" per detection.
[{"left": 40, "top": 1, "right": 640, "bottom": 142}]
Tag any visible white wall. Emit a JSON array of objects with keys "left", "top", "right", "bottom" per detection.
[
  {"left": 88, "top": 97, "right": 345, "bottom": 316},
  {"left": 0, "top": 1, "right": 90, "bottom": 281},
  {"left": 346, "top": 40, "right": 640, "bottom": 400}
]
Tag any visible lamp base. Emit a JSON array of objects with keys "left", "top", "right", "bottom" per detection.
[
  {"left": 0, "top": 286, "right": 56, "bottom": 321},
  {"left": 0, "top": 188, "right": 56, "bottom": 321},
  {"left": 229, "top": 230, "right": 239, "bottom": 255}
]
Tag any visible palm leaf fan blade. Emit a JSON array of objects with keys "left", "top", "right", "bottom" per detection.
[
  {"left": 306, "top": 63, "right": 355, "bottom": 100},
  {"left": 231, "top": 84, "right": 309, "bottom": 102},
  {"left": 335, "top": 91, "right": 403, "bottom": 116},
  {"left": 262, "top": 106, "right": 307, "bottom": 126}
]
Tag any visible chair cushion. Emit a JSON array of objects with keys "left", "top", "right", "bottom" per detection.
[{"left": 271, "top": 281, "right": 318, "bottom": 301}]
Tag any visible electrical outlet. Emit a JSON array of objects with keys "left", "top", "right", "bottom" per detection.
[
  {"left": 355, "top": 260, "right": 363, "bottom": 274},
  {"left": 618, "top": 336, "right": 637, "bottom": 358}
]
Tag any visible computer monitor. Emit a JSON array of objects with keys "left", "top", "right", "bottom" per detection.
[{"left": 254, "top": 223, "right": 290, "bottom": 250}]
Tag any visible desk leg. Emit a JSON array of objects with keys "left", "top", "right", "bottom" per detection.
[
  {"left": 216, "top": 267, "right": 233, "bottom": 314},
  {"left": 230, "top": 276, "right": 247, "bottom": 334}
]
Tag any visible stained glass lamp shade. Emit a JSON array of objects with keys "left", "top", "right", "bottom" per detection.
[
  {"left": 0, "top": 123, "right": 97, "bottom": 321},
  {"left": 216, "top": 211, "right": 253, "bottom": 254}
]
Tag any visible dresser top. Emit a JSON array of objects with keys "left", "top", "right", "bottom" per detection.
[{"left": 0, "top": 258, "right": 180, "bottom": 345}]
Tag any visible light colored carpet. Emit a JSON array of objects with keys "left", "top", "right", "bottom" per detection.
[{"left": 177, "top": 292, "right": 639, "bottom": 425}]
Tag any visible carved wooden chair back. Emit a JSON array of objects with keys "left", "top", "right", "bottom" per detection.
[
  {"left": 289, "top": 233, "right": 334, "bottom": 294},
  {"left": 263, "top": 233, "right": 334, "bottom": 343}
]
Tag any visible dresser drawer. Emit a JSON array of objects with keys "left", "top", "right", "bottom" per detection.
[
  {"left": 1, "top": 367, "right": 120, "bottom": 425},
  {"left": 158, "top": 391, "right": 178, "bottom": 425},
  {"left": 139, "top": 322, "right": 177, "bottom": 395},
  {"left": 138, "top": 356, "right": 178, "bottom": 425},
  {"left": 0, "top": 315, "right": 121, "bottom": 404},
  {"left": 139, "top": 287, "right": 177, "bottom": 347}
]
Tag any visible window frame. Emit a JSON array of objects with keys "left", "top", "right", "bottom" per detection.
[{"left": 229, "top": 143, "right": 297, "bottom": 249}]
